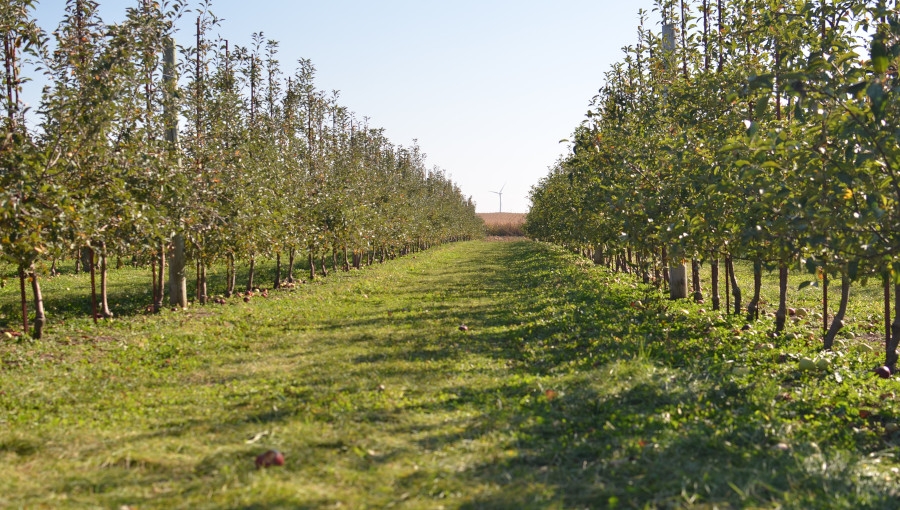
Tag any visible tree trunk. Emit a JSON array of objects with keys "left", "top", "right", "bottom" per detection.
[
  {"left": 286, "top": 247, "right": 295, "bottom": 283},
  {"left": 823, "top": 272, "right": 849, "bottom": 350},
  {"left": 154, "top": 243, "right": 166, "bottom": 312},
  {"left": 746, "top": 260, "right": 762, "bottom": 322},
  {"left": 99, "top": 241, "right": 113, "bottom": 318},
  {"left": 691, "top": 259, "right": 703, "bottom": 302},
  {"left": 332, "top": 247, "right": 338, "bottom": 272},
  {"left": 822, "top": 268, "right": 829, "bottom": 333},
  {"left": 246, "top": 255, "right": 256, "bottom": 292},
  {"left": 662, "top": 246, "right": 669, "bottom": 289},
  {"left": 711, "top": 257, "right": 721, "bottom": 311},
  {"left": 225, "top": 252, "right": 236, "bottom": 297},
  {"left": 80, "top": 246, "right": 92, "bottom": 273},
  {"left": 725, "top": 256, "right": 731, "bottom": 314},
  {"left": 309, "top": 249, "right": 316, "bottom": 281},
  {"left": 343, "top": 246, "right": 350, "bottom": 271},
  {"left": 890, "top": 282, "right": 900, "bottom": 370},
  {"left": 726, "top": 256, "right": 741, "bottom": 314},
  {"left": 151, "top": 257, "right": 158, "bottom": 312},
  {"left": 775, "top": 262, "right": 788, "bottom": 333},
  {"left": 29, "top": 263, "right": 45, "bottom": 339},
  {"left": 885, "top": 273, "right": 892, "bottom": 362},
  {"left": 198, "top": 259, "right": 207, "bottom": 305},
  {"left": 637, "top": 252, "right": 648, "bottom": 284},
  {"left": 354, "top": 249, "right": 362, "bottom": 270},
  {"left": 18, "top": 265, "right": 28, "bottom": 334},
  {"left": 169, "top": 234, "right": 187, "bottom": 307},
  {"left": 320, "top": 253, "right": 328, "bottom": 277},
  {"left": 89, "top": 246, "right": 98, "bottom": 323},
  {"left": 274, "top": 252, "right": 282, "bottom": 289}
]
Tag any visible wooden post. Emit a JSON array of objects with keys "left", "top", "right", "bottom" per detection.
[
  {"left": 669, "top": 246, "right": 688, "bottom": 299},
  {"left": 165, "top": 37, "right": 187, "bottom": 308},
  {"left": 18, "top": 265, "right": 28, "bottom": 334}
]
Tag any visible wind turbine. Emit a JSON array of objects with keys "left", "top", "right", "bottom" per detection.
[{"left": 489, "top": 183, "right": 506, "bottom": 213}]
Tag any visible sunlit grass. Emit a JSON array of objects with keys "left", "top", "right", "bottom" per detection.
[{"left": 1, "top": 241, "right": 900, "bottom": 508}]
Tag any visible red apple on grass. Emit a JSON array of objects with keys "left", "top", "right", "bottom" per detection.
[{"left": 255, "top": 450, "right": 285, "bottom": 469}]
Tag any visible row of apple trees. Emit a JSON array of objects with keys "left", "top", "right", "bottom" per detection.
[
  {"left": 525, "top": 0, "right": 900, "bottom": 367},
  {"left": 0, "top": 0, "right": 482, "bottom": 338}
]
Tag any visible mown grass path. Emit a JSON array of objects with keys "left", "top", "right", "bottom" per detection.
[{"left": 2, "top": 240, "right": 900, "bottom": 508}]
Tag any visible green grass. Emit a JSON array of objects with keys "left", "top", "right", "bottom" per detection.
[
  {"left": 2, "top": 241, "right": 900, "bottom": 508},
  {"left": 697, "top": 258, "right": 886, "bottom": 341}
]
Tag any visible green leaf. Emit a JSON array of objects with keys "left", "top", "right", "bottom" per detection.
[
  {"left": 745, "top": 121, "right": 759, "bottom": 138},
  {"left": 798, "top": 281, "right": 813, "bottom": 290},
  {"left": 867, "top": 82, "right": 885, "bottom": 104},
  {"left": 871, "top": 31, "right": 890, "bottom": 74},
  {"left": 754, "top": 96, "right": 769, "bottom": 119}
]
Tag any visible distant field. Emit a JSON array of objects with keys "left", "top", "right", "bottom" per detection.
[{"left": 478, "top": 212, "right": 526, "bottom": 237}]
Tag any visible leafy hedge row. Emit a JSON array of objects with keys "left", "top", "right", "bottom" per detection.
[
  {"left": 1, "top": 0, "right": 483, "bottom": 337},
  {"left": 526, "top": 1, "right": 900, "bottom": 368}
]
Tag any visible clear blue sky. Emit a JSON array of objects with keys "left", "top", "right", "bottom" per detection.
[{"left": 28, "top": 0, "right": 659, "bottom": 213}]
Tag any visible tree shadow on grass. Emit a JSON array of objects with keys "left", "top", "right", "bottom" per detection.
[
  {"left": 9, "top": 241, "right": 898, "bottom": 508},
  {"left": 333, "top": 241, "right": 899, "bottom": 508}
]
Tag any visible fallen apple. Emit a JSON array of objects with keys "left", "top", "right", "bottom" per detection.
[
  {"left": 459, "top": 324, "right": 468, "bottom": 332},
  {"left": 798, "top": 358, "right": 816, "bottom": 371},
  {"left": 255, "top": 449, "right": 285, "bottom": 469}
]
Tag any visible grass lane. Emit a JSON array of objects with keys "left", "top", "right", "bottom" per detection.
[{"left": 2, "top": 240, "right": 900, "bottom": 508}]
